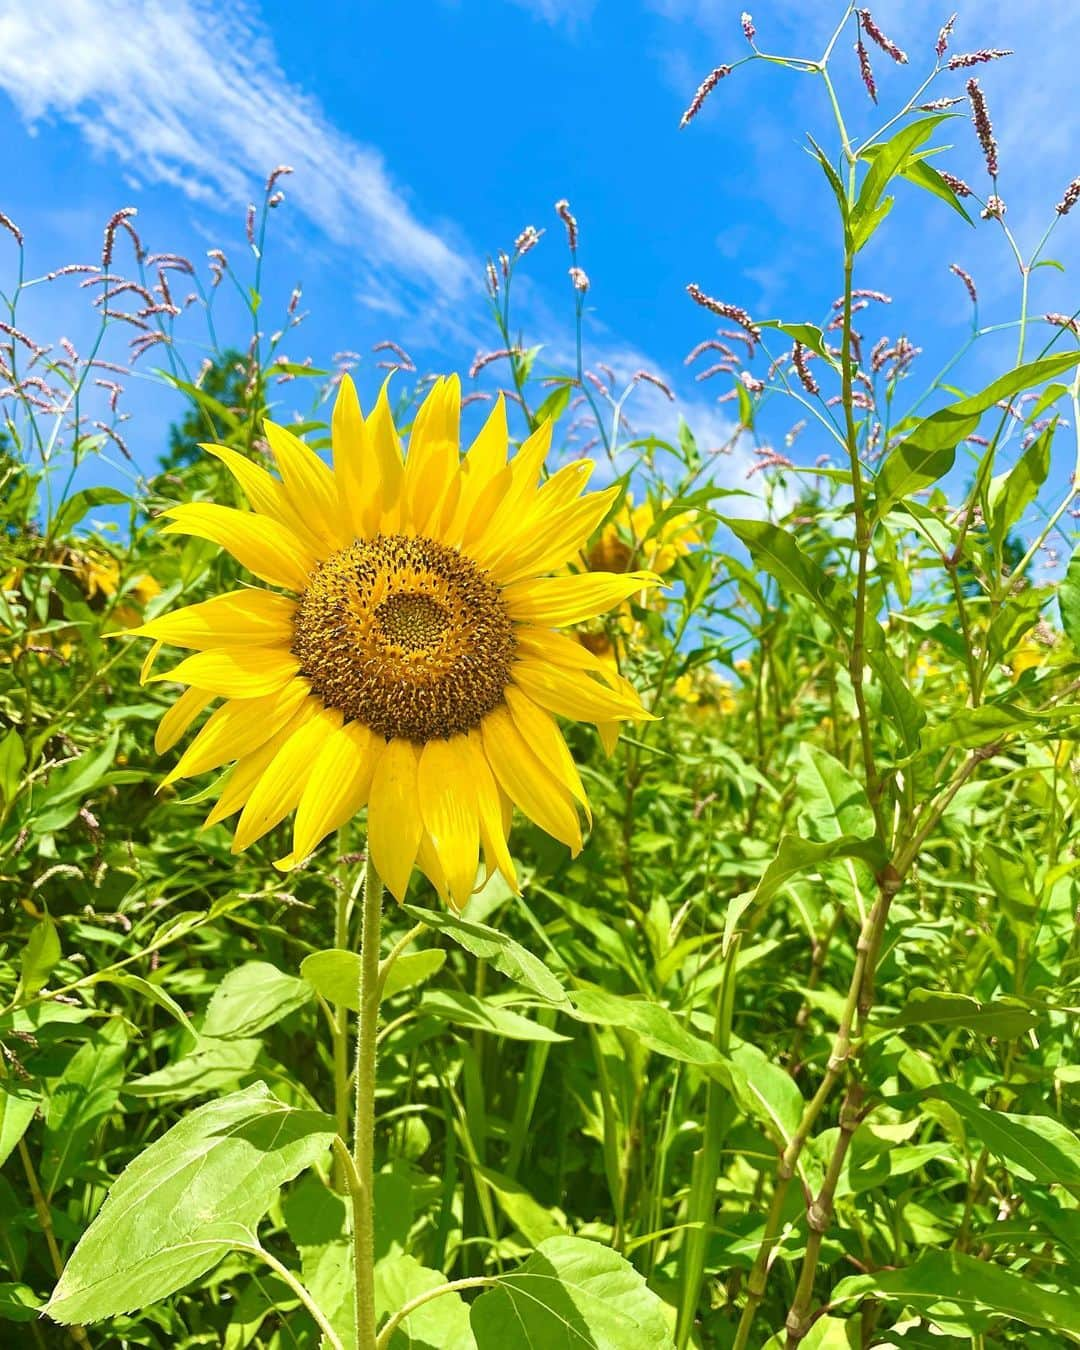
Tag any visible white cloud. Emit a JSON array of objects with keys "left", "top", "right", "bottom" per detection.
[{"left": 0, "top": 0, "right": 471, "bottom": 301}]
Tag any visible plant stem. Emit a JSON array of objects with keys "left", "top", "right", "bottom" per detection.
[
  {"left": 374, "top": 1276, "right": 493, "bottom": 1348},
  {"left": 17, "top": 1139, "right": 93, "bottom": 1350},
  {"left": 332, "top": 875, "right": 351, "bottom": 1190},
  {"left": 353, "top": 854, "right": 383, "bottom": 1350}
]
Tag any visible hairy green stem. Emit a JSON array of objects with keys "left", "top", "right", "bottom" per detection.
[{"left": 353, "top": 855, "right": 383, "bottom": 1350}]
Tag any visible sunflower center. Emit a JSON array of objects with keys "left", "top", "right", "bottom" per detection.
[{"left": 291, "top": 533, "right": 515, "bottom": 743}]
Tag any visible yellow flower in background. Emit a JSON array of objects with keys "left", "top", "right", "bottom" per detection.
[
  {"left": 131, "top": 375, "right": 655, "bottom": 907},
  {"left": 588, "top": 494, "right": 701, "bottom": 580}
]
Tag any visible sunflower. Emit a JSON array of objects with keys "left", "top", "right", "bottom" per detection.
[{"left": 132, "top": 375, "right": 656, "bottom": 907}]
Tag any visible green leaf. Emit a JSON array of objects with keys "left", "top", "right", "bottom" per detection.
[
  {"left": 376, "top": 1255, "right": 476, "bottom": 1349},
  {"left": 922, "top": 1084, "right": 1080, "bottom": 1184},
  {"left": 875, "top": 352, "right": 1080, "bottom": 515},
  {"left": 806, "top": 134, "right": 849, "bottom": 228},
  {"left": 897, "top": 156, "right": 976, "bottom": 226},
  {"left": 51, "top": 487, "right": 131, "bottom": 538},
  {"left": 302, "top": 947, "right": 446, "bottom": 1009},
  {"left": 889, "top": 990, "right": 1038, "bottom": 1039},
  {"left": 470, "top": 1236, "right": 673, "bottom": 1349},
  {"left": 831, "top": 1251, "right": 1080, "bottom": 1340},
  {"left": 45, "top": 1083, "right": 335, "bottom": 1325},
  {"left": 759, "top": 321, "right": 833, "bottom": 362},
  {"left": 403, "top": 906, "right": 567, "bottom": 1004},
  {"left": 988, "top": 422, "right": 1054, "bottom": 554},
  {"left": 0, "top": 1083, "right": 39, "bottom": 1169},
  {"left": 95, "top": 972, "right": 197, "bottom": 1037},
  {"left": 201, "top": 961, "right": 312, "bottom": 1039},
  {"left": 568, "top": 987, "right": 719, "bottom": 1065},
  {"left": 719, "top": 518, "right": 842, "bottom": 625},
  {"left": 469, "top": 1161, "right": 566, "bottom": 1247},
  {"left": 722, "top": 1040, "right": 804, "bottom": 1148},
  {"left": 42, "top": 1019, "right": 127, "bottom": 1195},
  {"left": 0, "top": 728, "right": 26, "bottom": 806},
  {"left": 763, "top": 1315, "right": 856, "bottom": 1349},
  {"left": 0, "top": 1283, "right": 41, "bottom": 1323},
  {"left": 124, "top": 1037, "right": 263, "bottom": 1100},
  {"left": 736, "top": 832, "right": 887, "bottom": 914},
  {"left": 532, "top": 381, "right": 573, "bottom": 427},
  {"left": 851, "top": 117, "right": 943, "bottom": 251},
  {"left": 422, "top": 990, "right": 570, "bottom": 1043},
  {"left": 382, "top": 949, "right": 447, "bottom": 1000},
  {"left": 796, "top": 744, "right": 876, "bottom": 843},
  {"left": 19, "top": 917, "right": 61, "bottom": 998},
  {"left": 1061, "top": 546, "right": 1080, "bottom": 651}
]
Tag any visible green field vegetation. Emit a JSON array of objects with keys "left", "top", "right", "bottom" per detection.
[{"left": 1, "top": 5, "right": 1079, "bottom": 1348}]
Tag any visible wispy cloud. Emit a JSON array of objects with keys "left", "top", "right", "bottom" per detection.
[{"left": 0, "top": 0, "right": 472, "bottom": 304}]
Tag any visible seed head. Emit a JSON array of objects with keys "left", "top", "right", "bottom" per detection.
[
  {"left": 859, "top": 10, "right": 907, "bottom": 64},
  {"left": 686, "top": 283, "right": 760, "bottom": 341},
  {"left": 102, "top": 206, "right": 138, "bottom": 270},
  {"left": 514, "top": 225, "right": 543, "bottom": 256},
  {"left": 0, "top": 210, "right": 23, "bottom": 247},
  {"left": 940, "top": 170, "right": 973, "bottom": 198},
  {"left": 855, "top": 37, "right": 877, "bottom": 103},
  {"left": 680, "top": 66, "right": 731, "bottom": 128},
  {"left": 569, "top": 266, "right": 590, "bottom": 293},
  {"left": 1045, "top": 313, "right": 1080, "bottom": 336},
  {"left": 981, "top": 194, "right": 1006, "bottom": 220},
  {"left": 792, "top": 342, "right": 819, "bottom": 395},
  {"left": 936, "top": 12, "right": 957, "bottom": 58},
  {"left": 920, "top": 96, "right": 964, "bottom": 110},
  {"left": 947, "top": 49, "right": 1012, "bottom": 70},
  {"left": 554, "top": 199, "right": 579, "bottom": 251},
  {"left": 949, "top": 263, "right": 978, "bottom": 304},
  {"left": 632, "top": 369, "right": 674, "bottom": 401},
  {"left": 1055, "top": 177, "right": 1080, "bottom": 216},
  {"left": 740, "top": 11, "right": 755, "bottom": 43},
  {"left": 967, "top": 79, "right": 998, "bottom": 177}
]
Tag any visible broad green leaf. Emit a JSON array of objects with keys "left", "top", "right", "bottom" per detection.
[
  {"left": 422, "top": 990, "right": 570, "bottom": 1043},
  {"left": 923, "top": 1084, "right": 1080, "bottom": 1184},
  {"left": 0, "top": 1083, "right": 39, "bottom": 1168},
  {"left": 890, "top": 990, "right": 1038, "bottom": 1040},
  {"left": 532, "top": 381, "right": 573, "bottom": 427},
  {"left": 51, "top": 487, "right": 130, "bottom": 538},
  {"left": 0, "top": 1283, "right": 40, "bottom": 1323},
  {"left": 568, "top": 987, "right": 719, "bottom": 1065},
  {"left": 720, "top": 518, "right": 842, "bottom": 625},
  {"left": 759, "top": 321, "right": 832, "bottom": 362},
  {"left": 875, "top": 352, "right": 1080, "bottom": 515},
  {"left": 1061, "top": 546, "right": 1080, "bottom": 651},
  {"left": 897, "top": 156, "right": 976, "bottom": 226},
  {"left": 19, "top": 917, "right": 61, "bottom": 998},
  {"left": 124, "top": 1036, "right": 263, "bottom": 1100},
  {"left": 201, "top": 961, "right": 312, "bottom": 1039},
  {"left": 376, "top": 1254, "right": 476, "bottom": 1349},
  {"left": 96, "top": 972, "right": 197, "bottom": 1037},
  {"left": 796, "top": 744, "right": 876, "bottom": 843},
  {"left": 32, "top": 730, "right": 120, "bottom": 814},
  {"left": 469, "top": 1161, "right": 566, "bottom": 1247},
  {"left": 851, "top": 117, "right": 944, "bottom": 251},
  {"left": 988, "top": 423, "right": 1054, "bottom": 554},
  {"left": 916, "top": 704, "right": 1034, "bottom": 754},
  {"left": 0, "top": 728, "right": 26, "bottom": 806},
  {"left": 42, "top": 1019, "right": 128, "bottom": 1196},
  {"left": 763, "top": 1314, "right": 855, "bottom": 1349},
  {"left": 735, "top": 832, "right": 887, "bottom": 915},
  {"left": 864, "top": 628, "right": 926, "bottom": 755},
  {"left": 382, "top": 949, "right": 447, "bottom": 1000},
  {"left": 831, "top": 1251, "right": 1080, "bottom": 1340},
  {"left": 470, "top": 1236, "right": 673, "bottom": 1349},
  {"left": 806, "top": 134, "right": 849, "bottom": 228},
  {"left": 302, "top": 947, "right": 446, "bottom": 1009},
  {"left": 403, "top": 906, "right": 567, "bottom": 1004},
  {"left": 722, "top": 1040, "right": 804, "bottom": 1148},
  {"left": 45, "top": 1083, "right": 335, "bottom": 1325}
]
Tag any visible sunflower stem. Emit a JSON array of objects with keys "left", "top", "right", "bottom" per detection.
[{"left": 352, "top": 852, "right": 383, "bottom": 1350}]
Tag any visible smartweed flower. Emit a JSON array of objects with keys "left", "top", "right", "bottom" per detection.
[{"left": 132, "top": 376, "right": 655, "bottom": 906}]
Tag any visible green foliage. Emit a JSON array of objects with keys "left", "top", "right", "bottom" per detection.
[{"left": 1, "top": 5, "right": 1078, "bottom": 1348}]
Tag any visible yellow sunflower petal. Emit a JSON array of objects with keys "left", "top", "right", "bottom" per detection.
[
  {"left": 202, "top": 701, "right": 318, "bottom": 829},
  {"left": 232, "top": 706, "right": 342, "bottom": 851},
  {"left": 462, "top": 732, "right": 518, "bottom": 893},
  {"left": 280, "top": 721, "right": 383, "bottom": 868},
  {"left": 491, "top": 484, "right": 620, "bottom": 584},
  {"left": 150, "top": 647, "right": 300, "bottom": 698},
  {"left": 504, "top": 685, "right": 590, "bottom": 820},
  {"left": 155, "top": 686, "right": 214, "bottom": 754},
  {"left": 201, "top": 443, "right": 327, "bottom": 558},
  {"left": 129, "top": 589, "right": 297, "bottom": 650},
  {"left": 511, "top": 660, "right": 652, "bottom": 725},
  {"left": 466, "top": 420, "right": 554, "bottom": 564},
  {"left": 367, "top": 738, "right": 423, "bottom": 902},
  {"left": 417, "top": 736, "right": 480, "bottom": 910},
  {"left": 514, "top": 627, "right": 624, "bottom": 686},
  {"left": 480, "top": 705, "right": 582, "bottom": 854},
  {"left": 369, "top": 378, "right": 404, "bottom": 529},
  {"left": 416, "top": 833, "right": 452, "bottom": 908},
  {"left": 262, "top": 420, "right": 347, "bottom": 550},
  {"left": 332, "top": 374, "right": 378, "bottom": 539},
  {"left": 162, "top": 680, "right": 310, "bottom": 786},
  {"left": 402, "top": 377, "right": 460, "bottom": 535},
  {"left": 502, "top": 571, "right": 660, "bottom": 627},
  {"left": 161, "top": 503, "right": 317, "bottom": 592},
  {"left": 446, "top": 395, "right": 508, "bottom": 539}
]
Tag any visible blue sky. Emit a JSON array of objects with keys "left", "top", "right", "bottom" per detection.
[{"left": 1, "top": 0, "right": 1078, "bottom": 569}]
